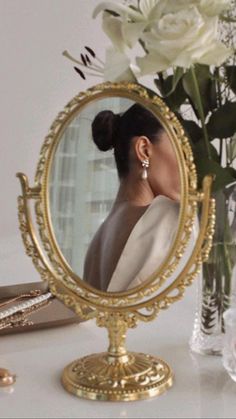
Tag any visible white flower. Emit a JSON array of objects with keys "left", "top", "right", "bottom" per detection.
[
  {"left": 93, "top": 0, "right": 166, "bottom": 47},
  {"left": 139, "top": 0, "right": 163, "bottom": 18},
  {"left": 102, "top": 13, "right": 126, "bottom": 53},
  {"left": 93, "top": 1, "right": 145, "bottom": 21},
  {"left": 93, "top": 0, "right": 232, "bottom": 81},
  {"left": 161, "top": 0, "right": 198, "bottom": 14},
  {"left": 104, "top": 47, "right": 140, "bottom": 82},
  {"left": 137, "top": 5, "right": 231, "bottom": 73},
  {"left": 101, "top": 12, "right": 142, "bottom": 82},
  {"left": 93, "top": 4, "right": 148, "bottom": 82},
  {"left": 140, "top": 0, "right": 231, "bottom": 17},
  {"left": 198, "top": 0, "right": 232, "bottom": 17},
  {"left": 102, "top": 12, "right": 146, "bottom": 51}
]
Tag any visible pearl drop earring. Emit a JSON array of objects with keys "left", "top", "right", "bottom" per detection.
[{"left": 141, "top": 159, "right": 149, "bottom": 180}]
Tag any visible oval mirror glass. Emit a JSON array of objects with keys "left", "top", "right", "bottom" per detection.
[{"left": 48, "top": 96, "right": 181, "bottom": 292}]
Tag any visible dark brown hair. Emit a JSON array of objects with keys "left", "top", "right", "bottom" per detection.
[{"left": 91, "top": 103, "right": 163, "bottom": 178}]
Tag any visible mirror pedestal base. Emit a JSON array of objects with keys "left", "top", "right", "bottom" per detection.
[{"left": 61, "top": 352, "right": 173, "bottom": 401}]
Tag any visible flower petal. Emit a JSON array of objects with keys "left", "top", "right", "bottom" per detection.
[
  {"left": 136, "top": 51, "right": 170, "bottom": 74},
  {"left": 138, "top": 6, "right": 231, "bottom": 69},
  {"left": 102, "top": 13, "right": 126, "bottom": 52},
  {"left": 139, "top": 0, "right": 160, "bottom": 18},
  {"left": 122, "top": 21, "right": 147, "bottom": 48},
  {"left": 198, "top": 0, "right": 232, "bottom": 17},
  {"left": 92, "top": 1, "right": 143, "bottom": 21},
  {"left": 198, "top": 42, "right": 232, "bottom": 66},
  {"left": 104, "top": 47, "right": 137, "bottom": 82}
]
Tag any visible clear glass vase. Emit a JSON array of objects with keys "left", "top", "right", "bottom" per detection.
[
  {"left": 222, "top": 307, "right": 236, "bottom": 381},
  {"left": 190, "top": 184, "right": 236, "bottom": 355}
]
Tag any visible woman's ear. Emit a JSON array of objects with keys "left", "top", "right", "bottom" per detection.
[{"left": 133, "top": 136, "right": 152, "bottom": 163}]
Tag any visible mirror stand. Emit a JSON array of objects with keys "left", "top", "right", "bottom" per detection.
[
  {"left": 16, "top": 170, "right": 215, "bottom": 401},
  {"left": 62, "top": 312, "right": 173, "bottom": 401}
]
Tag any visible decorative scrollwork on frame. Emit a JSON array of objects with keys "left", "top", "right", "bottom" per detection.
[
  {"left": 16, "top": 82, "right": 216, "bottom": 403},
  {"left": 17, "top": 82, "right": 215, "bottom": 323}
]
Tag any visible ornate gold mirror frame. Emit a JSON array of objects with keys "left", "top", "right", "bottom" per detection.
[{"left": 17, "top": 82, "right": 215, "bottom": 401}]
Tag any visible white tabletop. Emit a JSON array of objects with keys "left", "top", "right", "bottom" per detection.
[{"left": 1, "top": 282, "right": 236, "bottom": 419}]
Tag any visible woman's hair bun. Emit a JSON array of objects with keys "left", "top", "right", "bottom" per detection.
[{"left": 91, "top": 110, "right": 120, "bottom": 151}]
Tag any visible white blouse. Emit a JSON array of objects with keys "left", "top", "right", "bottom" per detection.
[{"left": 107, "top": 195, "right": 180, "bottom": 292}]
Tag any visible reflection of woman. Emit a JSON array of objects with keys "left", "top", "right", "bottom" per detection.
[{"left": 83, "top": 103, "right": 180, "bottom": 292}]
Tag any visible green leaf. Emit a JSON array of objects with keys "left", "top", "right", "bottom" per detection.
[
  {"left": 195, "top": 158, "right": 236, "bottom": 191},
  {"left": 178, "top": 119, "right": 202, "bottom": 144},
  {"left": 154, "top": 77, "right": 163, "bottom": 96},
  {"left": 170, "top": 67, "right": 184, "bottom": 96},
  {"left": 154, "top": 73, "right": 187, "bottom": 110},
  {"left": 193, "top": 141, "right": 220, "bottom": 162},
  {"left": 209, "top": 75, "right": 218, "bottom": 111},
  {"left": 207, "top": 102, "right": 236, "bottom": 139},
  {"left": 155, "top": 68, "right": 184, "bottom": 98},
  {"left": 183, "top": 65, "right": 215, "bottom": 116},
  {"left": 165, "top": 80, "right": 187, "bottom": 111},
  {"left": 227, "top": 167, "right": 236, "bottom": 179},
  {"left": 225, "top": 66, "right": 236, "bottom": 94},
  {"left": 154, "top": 75, "right": 172, "bottom": 96}
]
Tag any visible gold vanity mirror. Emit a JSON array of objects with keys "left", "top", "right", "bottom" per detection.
[{"left": 17, "top": 82, "right": 215, "bottom": 401}]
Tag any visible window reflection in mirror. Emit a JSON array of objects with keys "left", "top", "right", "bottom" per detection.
[{"left": 49, "top": 97, "right": 181, "bottom": 293}]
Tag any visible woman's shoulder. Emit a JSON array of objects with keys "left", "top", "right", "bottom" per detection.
[
  {"left": 150, "top": 194, "right": 179, "bottom": 212},
  {"left": 136, "top": 195, "right": 180, "bottom": 237}
]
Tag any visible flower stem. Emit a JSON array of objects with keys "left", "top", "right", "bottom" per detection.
[
  {"left": 215, "top": 67, "right": 224, "bottom": 164},
  {"left": 190, "top": 66, "right": 212, "bottom": 160}
]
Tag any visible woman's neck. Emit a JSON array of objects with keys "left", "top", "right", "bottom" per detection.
[{"left": 115, "top": 176, "right": 155, "bottom": 206}]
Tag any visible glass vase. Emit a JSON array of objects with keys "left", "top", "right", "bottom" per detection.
[
  {"left": 222, "top": 307, "right": 236, "bottom": 382},
  {"left": 190, "top": 184, "right": 236, "bottom": 355}
]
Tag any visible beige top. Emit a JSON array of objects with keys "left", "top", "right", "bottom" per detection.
[
  {"left": 107, "top": 195, "right": 179, "bottom": 291},
  {"left": 83, "top": 195, "right": 179, "bottom": 292}
]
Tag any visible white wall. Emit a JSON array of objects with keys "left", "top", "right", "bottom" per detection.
[
  {"left": 0, "top": 0, "right": 110, "bottom": 285},
  {"left": 0, "top": 0, "right": 196, "bottom": 336}
]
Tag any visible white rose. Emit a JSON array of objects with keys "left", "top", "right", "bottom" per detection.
[
  {"left": 137, "top": 0, "right": 231, "bottom": 17},
  {"left": 161, "top": 0, "right": 198, "bottom": 14},
  {"left": 137, "top": 5, "right": 231, "bottom": 73}
]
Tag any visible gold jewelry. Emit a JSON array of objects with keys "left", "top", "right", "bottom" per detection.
[
  {"left": 0, "top": 290, "right": 43, "bottom": 309},
  {"left": 0, "top": 298, "right": 53, "bottom": 330},
  {"left": 141, "top": 159, "right": 149, "bottom": 180},
  {"left": 0, "top": 291, "right": 52, "bottom": 321},
  {"left": 0, "top": 368, "right": 16, "bottom": 387}
]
